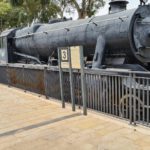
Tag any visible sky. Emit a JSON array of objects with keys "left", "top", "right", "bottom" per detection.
[{"left": 66, "top": 0, "right": 150, "bottom": 19}]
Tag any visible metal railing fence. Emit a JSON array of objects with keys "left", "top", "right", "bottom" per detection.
[
  {"left": 0, "top": 64, "right": 150, "bottom": 127},
  {"left": 84, "top": 69, "right": 150, "bottom": 126}
]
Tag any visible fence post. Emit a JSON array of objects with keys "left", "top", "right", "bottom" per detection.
[
  {"left": 6, "top": 64, "right": 10, "bottom": 87},
  {"left": 22, "top": 65, "right": 26, "bottom": 92},
  {"left": 44, "top": 66, "right": 48, "bottom": 99},
  {"left": 68, "top": 48, "right": 76, "bottom": 111},
  {"left": 80, "top": 46, "right": 87, "bottom": 115},
  {"left": 58, "top": 48, "right": 65, "bottom": 108}
]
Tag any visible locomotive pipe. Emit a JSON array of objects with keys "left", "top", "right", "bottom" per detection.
[{"left": 92, "top": 36, "right": 105, "bottom": 68}]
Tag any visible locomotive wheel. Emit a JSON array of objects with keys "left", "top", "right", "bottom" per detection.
[{"left": 119, "top": 94, "right": 143, "bottom": 120}]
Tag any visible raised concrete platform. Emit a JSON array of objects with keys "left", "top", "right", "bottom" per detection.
[{"left": 0, "top": 84, "right": 150, "bottom": 150}]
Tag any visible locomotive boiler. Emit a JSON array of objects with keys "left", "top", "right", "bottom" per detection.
[{"left": 1, "top": 0, "right": 150, "bottom": 71}]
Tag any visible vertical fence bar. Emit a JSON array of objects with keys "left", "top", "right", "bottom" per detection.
[
  {"left": 112, "top": 76, "right": 114, "bottom": 115},
  {"left": 137, "top": 77, "right": 141, "bottom": 122},
  {"left": 109, "top": 76, "right": 112, "bottom": 114},
  {"left": 106, "top": 76, "right": 108, "bottom": 113},
  {"left": 94, "top": 75, "right": 97, "bottom": 110},
  {"left": 121, "top": 76, "right": 124, "bottom": 118},
  {"left": 142, "top": 78, "right": 145, "bottom": 124},
  {"left": 99, "top": 75, "right": 103, "bottom": 111},
  {"left": 103, "top": 76, "right": 106, "bottom": 112},
  {"left": 123, "top": 75, "right": 129, "bottom": 118},
  {"left": 77, "top": 72, "right": 80, "bottom": 107},
  {"left": 86, "top": 74, "right": 89, "bottom": 108},
  {"left": 118, "top": 76, "right": 121, "bottom": 117},
  {"left": 92, "top": 75, "right": 96, "bottom": 109},
  {"left": 92, "top": 74, "right": 94, "bottom": 109},
  {"left": 133, "top": 73, "right": 136, "bottom": 125},
  {"left": 129, "top": 73, "right": 133, "bottom": 124},
  {"left": 95, "top": 75, "right": 97, "bottom": 110},
  {"left": 147, "top": 79, "right": 149, "bottom": 125},
  {"left": 115, "top": 76, "right": 117, "bottom": 116},
  {"left": 89, "top": 74, "right": 92, "bottom": 109},
  {"left": 44, "top": 67, "right": 48, "bottom": 99},
  {"left": 97, "top": 75, "right": 100, "bottom": 111}
]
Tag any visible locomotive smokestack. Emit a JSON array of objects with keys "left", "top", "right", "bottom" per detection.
[{"left": 109, "top": 0, "right": 129, "bottom": 14}]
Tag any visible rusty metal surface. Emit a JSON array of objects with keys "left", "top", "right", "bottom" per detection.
[{"left": 4, "top": 66, "right": 45, "bottom": 95}]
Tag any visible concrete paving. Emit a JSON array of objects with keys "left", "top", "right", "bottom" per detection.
[{"left": 0, "top": 84, "right": 150, "bottom": 150}]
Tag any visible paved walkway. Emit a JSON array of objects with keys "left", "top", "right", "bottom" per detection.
[{"left": 0, "top": 84, "right": 150, "bottom": 150}]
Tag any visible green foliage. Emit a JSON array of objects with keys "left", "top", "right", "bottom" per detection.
[
  {"left": 0, "top": 0, "right": 28, "bottom": 31},
  {"left": 0, "top": 1, "right": 11, "bottom": 16},
  {"left": 0, "top": 1, "right": 13, "bottom": 31},
  {"left": 0, "top": 0, "right": 105, "bottom": 31},
  {"left": 0, "top": 0, "right": 61, "bottom": 31},
  {"left": 9, "top": 0, "right": 60, "bottom": 23},
  {"left": 39, "top": 2, "right": 60, "bottom": 22}
]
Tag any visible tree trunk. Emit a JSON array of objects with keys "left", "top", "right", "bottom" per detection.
[{"left": 78, "top": 9, "right": 87, "bottom": 19}]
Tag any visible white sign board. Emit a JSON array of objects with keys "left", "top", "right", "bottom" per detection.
[{"left": 60, "top": 46, "right": 81, "bottom": 69}]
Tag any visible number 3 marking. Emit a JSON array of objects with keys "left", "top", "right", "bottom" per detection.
[{"left": 61, "top": 49, "right": 68, "bottom": 61}]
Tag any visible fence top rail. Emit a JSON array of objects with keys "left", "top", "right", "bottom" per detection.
[
  {"left": 0, "top": 63, "right": 47, "bottom": 70},
  {"left": 0, "top": 63, "right": 58, "bottom": 71},
  {"left": 84, "top": 68, "right": 150, "bottom": 76},
  {"left": 0, "top": 64, "right": 80, "bottom": 73},
  {"left": 0, "top": 63, "right": 150, "bottom": 75}
]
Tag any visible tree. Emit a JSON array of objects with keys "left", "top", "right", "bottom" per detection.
[
  {"left": 59, "top": 0, "right": 105, "bottom": 19},
  {"left": 0, "top": 0, "right": 105, "bottom": 31},
  {"left": 0, "top": 0, "right": 28, "bottom": 31},
  {"left": 9, "top": 0, "right": 61, "bottom": 23},
  {"left": 0, "top": 1, "right": 12, "bottom": 31},
  {"left": 39, "top": 0, "right": 60, "bottom": 22},
  {"left": 6, "top": 7, "right": 27, "bottom": 28}
]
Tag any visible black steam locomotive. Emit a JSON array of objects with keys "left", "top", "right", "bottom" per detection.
[{"left": 0, "top": 0, "right": 150, "bottom": 71}]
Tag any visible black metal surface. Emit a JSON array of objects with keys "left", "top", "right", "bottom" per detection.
[
  {"left": 45, "top": 69, "right": 61, "bottom": 100},
  {"left": 0, "top": 66, "right": 8, "bottom": 84}
]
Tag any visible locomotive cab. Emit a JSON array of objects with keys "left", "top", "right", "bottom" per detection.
[
  {"left": 0, "top": 29, "right": 16, "bottom": 63},
  {"left": 0, "top": 34, "right": 8, "bottom": 63}
]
